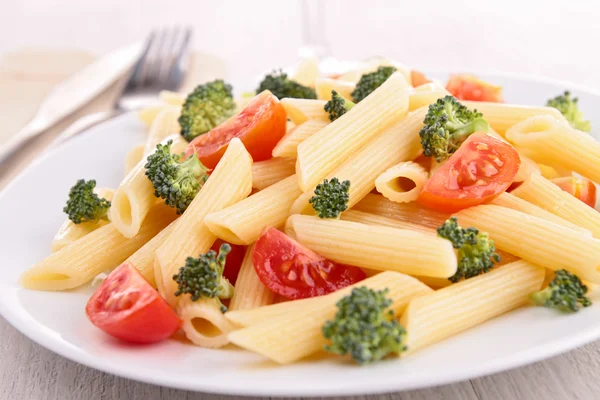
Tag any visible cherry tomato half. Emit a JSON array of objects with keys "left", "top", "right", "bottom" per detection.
[
  {"left": 552, "top": 176, "right": 597, "bottom": 208},
  {"left": 253, "top": 228, "right": 366, "bottom": 300},
  {"left": 185, "top": 90, "right": 287, "bottom": 169},
  {"left": 211, "top": 239, "right": 246, "bottom": 285},
  {"left": 411, "top": 70, "right": 431, "bottom": 87},
  {"left": 418, "top": 133, "right": 521, "bottom": 212},
  {"left": 86, "top": 262, "right": 181, "bottom": 343},
  {"left": 446, "top": 74, "right": 503, "bottom": 102}
]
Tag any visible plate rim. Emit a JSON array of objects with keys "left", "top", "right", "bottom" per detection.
[{"left": 1, "top": 71, "right": 600, "bottom": 397}]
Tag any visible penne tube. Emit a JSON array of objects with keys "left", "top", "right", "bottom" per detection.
[
  {"left": 400, "top": 260, "right": 545, "bottom": 354},
  {"left": 178, "top": 297, "right": 236, "bottom": 348},
  {"left": 491, "top": 192, "right": 591, "bottom": 235},
  {"left": 126, "top": 219, "right": 177, "bottom": 287},
  {"left": 124, "top": 145, "right": 145, "bottom": 176},
  {"left": 292, "top": 56, "right": 320, "bottom": 87},
  {"left": 51, "top": 188, "right": 115, "bottom": 252},
  {"left": 454, "top": 204, "right": 600, "bottom": 283},
  {"left": 285, "top": 215, "right": 457, "bottom": 278},
  {"left": 279, "top": 98, "right": 329, "bottom": 125},
  {"left": 315, "top": 78, "right": 356, "bottom": 101},
  {"left": 204, "top": 175, "right": 301, "bottom": 245},
  {"left": 291, "top": 107, "right": 425, "bottom": 215},
  {"left": 137, "top": 105, "right": 164, "bottom": 126},
  {"left": 296, "top": 72, "right": 411, "bottom": 191},
  {"left": 505, "top": 115, "right": 600, "bottom": 184},
  {"left": 21, "top": 204, "right": 177, "bottom": 291},
  {"left": 155, "top": 138, "right": 253, "bottom": 306},
  {"left": 229, "top": 244, "right": 277, "bottom": 312},
  {"left": 110, "top": 134, "right": 187, "bottom": 238},
  {"left": 462, "top": 101, "right": 567, "bottom": 134},
  {"left": 408, "top": 83, "right": 451, "bottom": 111},
  {"left": 160, "top": 90, "right": 186, "bottom": 105},
  {"left": 538, "top": 164, "right": 572, "bottom": 180},
  {"left": 513, "top": 153, "right": 541, "bottom": 183},
  {"left": 511, "top": 174, "right": 600, "bottom": 238},
  {"left": 375, "top": 161, "right": 429, "bottom": 203},
  {"left": 251, "top": 157, "right": 295, "bottom": 190},
  {"left": 228, "top": 272, "right": 431, "bottom": 363},
  {"left": 353, "top": 193, "right": 450, "bottom": 230},
  {"left": 272, "top": 119, "right": 329, "bottom": 158},
  {"left": 143, "top": 105, "right": 182, "bottom": 155}
]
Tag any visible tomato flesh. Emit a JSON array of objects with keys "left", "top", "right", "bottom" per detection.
[
  {"left": 253, "top": 228, "right": 366, "bottom": 299},
  {"left": 211, "top": 239, "right": 246, "bottom": 285},
  {"left": 552, "top": 176, "right": 597, "bottom": 208},
  {"left": 86, "top": 262, "right": 181, "bottom": 343},
  {"left": 186, "top": 90, "right": 287, "bottom": 169},
  {"left": 411, "top": 70, "right": 431, "bottom": 87},
  {"left": 419, "top": 133, "right": 521, "bottom": 212},
  {"left": 446, "top": 74, "right": 503, "bottom": 102}
]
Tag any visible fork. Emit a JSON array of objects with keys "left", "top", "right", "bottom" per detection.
[{"left": 53, "top": 27, "right": 192, "bottom": 144}]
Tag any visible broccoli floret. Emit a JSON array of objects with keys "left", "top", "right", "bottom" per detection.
[
  {"left": 324, "top": 90, "right": 356, "bottom": 121},
  {"left": 309, "top": 177, "right": 350, "bottom": 219},
  {"left": 145, "top": 140, "right": 208, "bottom": 214},
  {"left": 419, "top": 96, "right": 490, "bottom": 162},
  {"left": 256, "top": 70, "right": 316, "bottom": 100},
  {"left": 322, "top": 287, "right": 407, "bottom": 364},
  {"left": 178, "top": 80, "right": 236, "bottom": 141},
  {"left": 63, "top": 179, "right": 111, "bottom": 224},
  {"left": 172, "top": 244, "right": 234, "bottom": 312},
  {"left": 351, "top": 66, "right": 397, "bottom": 103},
  {"left": 530, "top": 269, "right": 591, "bottom": 313},
  {"left": 437, "top": 217, "right": 500, "bottom": 282},
  {"left": 546, "top": 91, "right": 591, "bottom": 132}
]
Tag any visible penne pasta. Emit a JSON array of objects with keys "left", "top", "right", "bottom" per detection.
[
  {"left": 251, "top": 157, "right": 295, "bottom": 190},
  {"left": 160, "top": 90, "right": 186, "bottom": 105},
  {"left": 279, "top": 98, "right": 329, "bottom": 125},
  {"left": 510, "top": 174, "right": 600, "bottom": 238},
  {"left": 400, "top": 260, "right": 545, "bottom": 354},
  {"left": 204, "top": 175, "right": 301, "bottom": 245},
  {"left": 291, "top": 107, "right": 425, "bottom": 215},
  {"left": 137, "top": 105, "right": 164, "bottom": 127},
  {"left": 229, "top": 244, "right": 277, "bottom": 312},
  {"left": 513, "top": 153, "right": 541, "bottom": 183},
  {"left": 51, "top": 187, "right": 115, "bottom": 252},
  {"left": 462, "top": 101, "right": 567, "bottom": 135},
  {"left": 454, "top": 204, "right": 600, "bottom": 283},
  {"left": 272, "top": 119, "right": 329, "bottom": 159},
  {"left": 292, "top": 57, "right": 320, "bottom": 87},
  {"left": 408, "top": 83, "right": 451, "bottom": 111},
  {"left": 110, "top": 134, "right": 187, "bottom": 238},
  {"left": 375, "top": 161, "right": 429, "bottom": 203},
  {"left": 179, "top": 297, "right": 236, "bottom": 348},
  {"left": 21, "top": 204, "right": 177, "bottom": 291},
  {"left": 315, "top": 78, "right": 356, "bottom": 100},
  {"left": 296, "top": 72, "right": 411, "bottom": 191},
  {"left": 505, "top": 115, "right": 600, "bottom": 183},
  {"left": 124, "top": 145, "right": 145, "bottom": 176},
  {"left": 285, "top": 215, "right": 457, "bottom": 278},
  {"left": 155, "top": 138, "right": 253, "bottom": 306},
  {"left": 143, "top": 105, "right": 182, "bottom": 155}
]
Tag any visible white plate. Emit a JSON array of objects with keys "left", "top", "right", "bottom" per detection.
[{"left": 1, "top": 73, "right": 600, "bottom": 397}]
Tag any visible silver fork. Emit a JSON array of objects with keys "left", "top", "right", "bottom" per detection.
[{"left": 54, "top": 27, "right": 192, "bottom": 144}]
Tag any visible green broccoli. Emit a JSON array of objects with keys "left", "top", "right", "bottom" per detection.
[
  {"left": 437, "top": 217, "right": 500, "bottom": 282},
  {"left": 63, "top": 179, "right": 111, "bottom": 224},
  {"left": 324, "top": 90, "right": 356, "bottom": 121},
  {"left": 145, "top": 140, "right": 208, "bottom": 214},
  {"left": 546, "top": 91, "right": 591, "bottom": 132},
  {"left": 172, "top": 244, "right": 234, "bottom": 312},
  {"left": 322, "top": 287, "right": 407, "bottom": 364},
  {"left": 309, "top": 177, "right": 350, "bottom": 219},
  {"left": 256, "top": 70, "right": 316, "bottom": 100},
  {"left": 419, "top": 96, "right": 490, "bottom": 162},
  {"left": 351, "top": 66, "right": 397, "bottom": 103},
  {"left": 530, "top": 269, "right": 591, "bottom": 313},
  {"left": 178, "top": 80, "right": 236, "bottom": 141}
]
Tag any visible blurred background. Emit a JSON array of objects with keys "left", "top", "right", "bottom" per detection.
[{"left": 2, "top": 0, "right": 600, "bottom": 89}]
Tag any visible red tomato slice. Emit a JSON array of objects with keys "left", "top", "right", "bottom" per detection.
[
  {"left": 253, "top": 228, "right": 366, "bottom": 299},
  {"left": 185, "top": 90, "right": 287, "bottom": 169},
  {"left": 446, "top": 74, "right": 503, "bottom": 102},
  {"left": 86, "top": 262, "right": 181, "bottom": 343},
  {"left": 552, "top": 176, "right": 597, "bottom": 208},
  {"left": 418, "top": 133, "right": 521, "bottom": 212},
  {"left": 211, "top": 239, "right": 246, "bottom": 285},
  {"left": 411, "top": 70, "right": 431, "bottom": 87}
]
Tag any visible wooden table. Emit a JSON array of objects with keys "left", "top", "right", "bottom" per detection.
[{"left": 1, "top": 50, "right": 600, "bottom": 400}]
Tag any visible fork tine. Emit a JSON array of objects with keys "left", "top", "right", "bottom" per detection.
[
  {"left": 137, "top": 28, "right": 168, "bottom": 87},
  {"left": 165, "top": 27, "right": 193, "bottom": 91},
  {"left": 157, "top": 26, "right": 182, "bottom": 84},
  {"left": 124, "top": 30, "right": 156, "bottom": 90}
]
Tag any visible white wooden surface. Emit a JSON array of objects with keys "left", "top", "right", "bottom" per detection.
[{"left": 3, "top": 0, "right": 600, "bottom": 399}]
